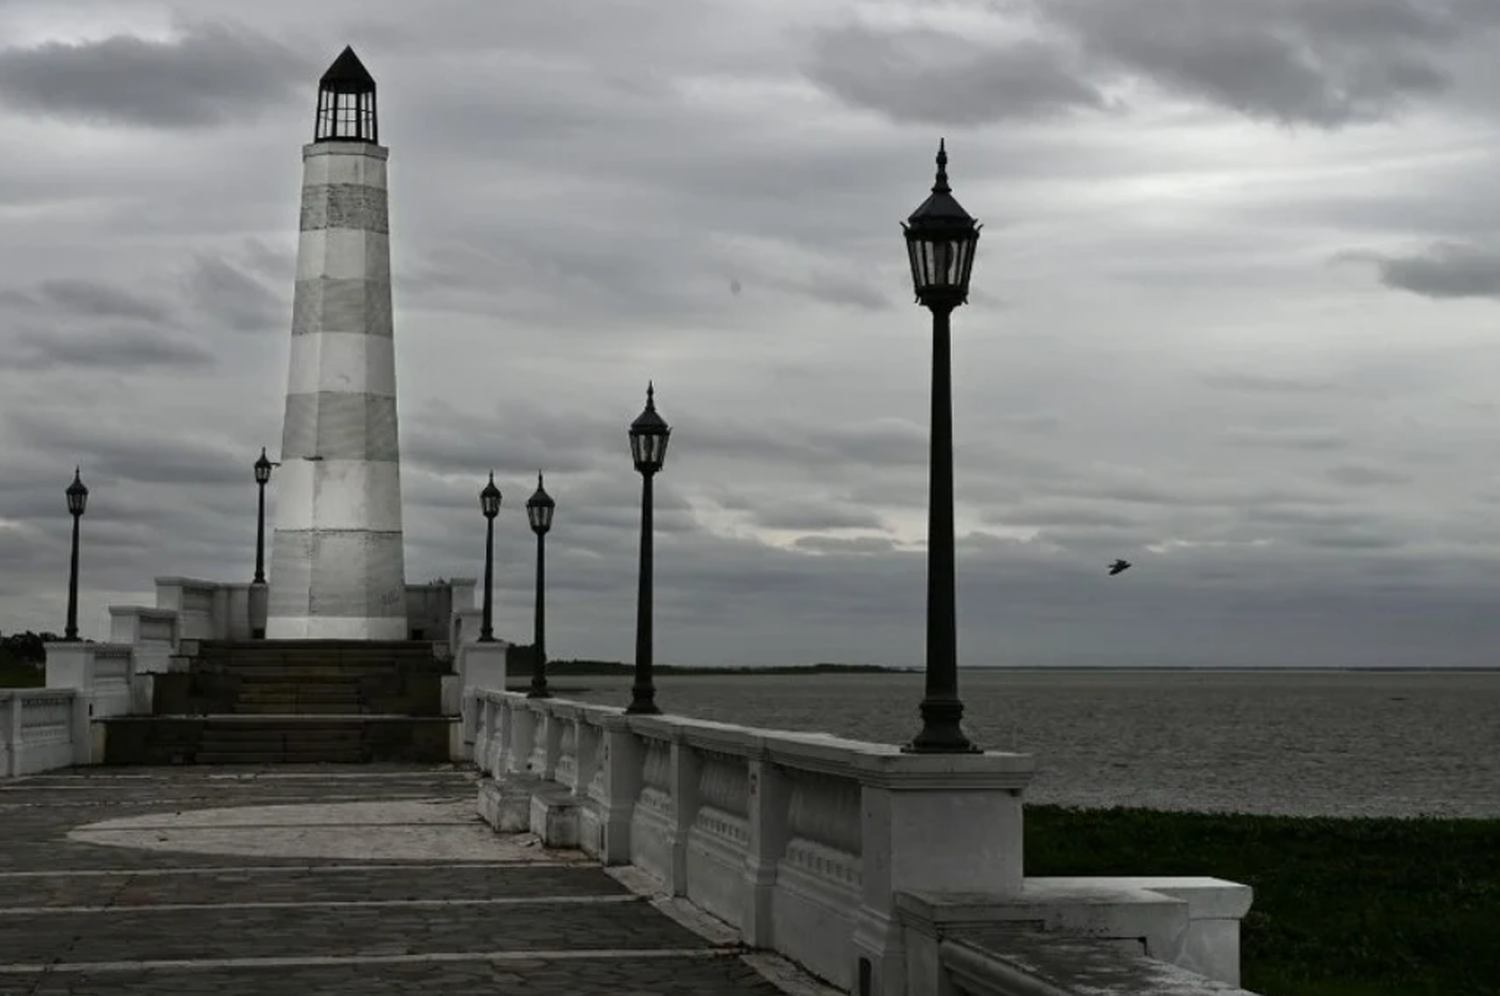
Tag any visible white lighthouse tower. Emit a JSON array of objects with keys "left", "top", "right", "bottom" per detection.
[{"left": 266, "top": 47, "right": 407, "bottom": 640}]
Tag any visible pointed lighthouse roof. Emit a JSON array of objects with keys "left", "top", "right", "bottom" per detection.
[
  {"left": 320, "top": 45, "right": 375, "bottom": 93},
  {"left": 314, "top": 46, "right": 378, "bottom": 143}
]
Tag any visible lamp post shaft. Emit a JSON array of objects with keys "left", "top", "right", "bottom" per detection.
[
  {"left": 628, "top": 472, "right": 659, "bottom": 714},
  {"left": 911, "top": 305, "right": 973, "bottom": 752},
  {"left": 254, "top": 482, "right": 267, "bottom": 584},
  {"left": 529, "top": 530, "right": 550, "bottom": 697},
  {"left": 65, "top": 514, "right": 81, "bottom": 642},
  {"left": 480, "top": 516, "right": 496, "bottom": 642}
]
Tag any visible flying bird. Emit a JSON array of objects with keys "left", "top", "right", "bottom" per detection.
[{"left": 1108, "top": 559, "right": 1132, "bottom": 577}]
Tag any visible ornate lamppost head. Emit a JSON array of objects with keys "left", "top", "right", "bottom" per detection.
[
  {"left": 629, "top": 382, "right": 671, "bottom": 476},
  {"left": 66, "top": 467, "right": 88, "bottom": 518},
  {"left": 480, "top": 472, "right": 502, "bottom": 519},
  {"left": 526, "top": 471, "right": 555, "bottom": 535},
  {"left": 901, "top": 139, "right": 982, "bottom": 311}
]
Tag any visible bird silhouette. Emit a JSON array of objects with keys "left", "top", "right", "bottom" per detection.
[{"left": 1108, "top": 559, "right": 1132, "bottom": 576}]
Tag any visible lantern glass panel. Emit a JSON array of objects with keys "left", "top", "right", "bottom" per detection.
[
  {"left": 480, "top": 485, "right": 501, "bottom": 518},
  {"left": 528, "top": 501, "right": 554, "bottom": 532},
  {"left": 631, "top": 429, "right": 669, "bottom": 472}
]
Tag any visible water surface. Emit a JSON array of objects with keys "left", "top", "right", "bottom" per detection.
[{"left": 547, "top": 669, "right": 1500, "bottom": 818}]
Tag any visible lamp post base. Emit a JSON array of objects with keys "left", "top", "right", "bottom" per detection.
[
  {"left": 625, "top": 687, "right": 661, "bottom": 715},
  {"left": 904, "top": 696, "right": 979, "bottom": 754}
]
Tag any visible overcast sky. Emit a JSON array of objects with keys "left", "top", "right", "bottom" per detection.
[{"left": 3, "top": 0, "right": 1500, "bottom": 668}]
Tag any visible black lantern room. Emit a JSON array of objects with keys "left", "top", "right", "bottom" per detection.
[
  {"left": 66, "top": 467, "right": 88, "bottom": 517},
  {"left": 629, "top": 383, "right": 671, "bottom": 475},
  {"left": 480, "top": 473, "right": 502, "bottom": 519},
  {"left": 526, "top": 472, "right": 555, "bottom": 535},
  {"left": 902, "top": 140, "right": 981, "bottom": 310},
  {"left": 315, "top": 46, "right": 378, "bottom": 144}
]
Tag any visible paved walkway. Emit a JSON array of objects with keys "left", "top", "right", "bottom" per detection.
[{"left": 0, "top": 765, "right": 833, "bottom": 995}]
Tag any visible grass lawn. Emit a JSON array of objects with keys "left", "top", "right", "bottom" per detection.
[
  {"left": 1025, "top": 805, "right": 1500, "bottom": 996},
  {"left": 0, "top": 661, "right": 44, "bottom": 688}
]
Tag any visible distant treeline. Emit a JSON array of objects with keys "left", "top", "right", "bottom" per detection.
[
  {"left": 0, "top": 631, "right": 58, "bottom": 666},
  {"left": 504, "top": 644, "right": 909, "bottom": 676}
]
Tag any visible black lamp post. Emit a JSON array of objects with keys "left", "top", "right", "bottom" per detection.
[
  {"left": 525, "top": 471, "right": 556, "bottom": 698},
  {"left": 902, "top": 139, "right": 982, "bottom": 754},
  {"left": 626, "top": 383, "right": 671, "bottom": 715},
  {"left": 64, "top": 468, "right": 89, "bottom": 642},
  {"left": 252, "top": 447, "right": 278, "bottom": 585},
  {"left": 479, "top": 473, "right": 502, "bottom": 642}
]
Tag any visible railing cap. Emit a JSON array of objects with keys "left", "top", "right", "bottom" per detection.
[{"left": 108, "top": 606, "right": 178, "bottom": 619}]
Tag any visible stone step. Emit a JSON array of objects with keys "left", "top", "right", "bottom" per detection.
[
  {"left": 231, "top": 704, "right": 370, "bottom": 716},
  {"left": 233, "top": 688, "right": 366, "bottom": 701},
  {"left": 102, "top": 716, "right": 455, "bottom": 765},
  {"left": 197, "top": 650, "right": 445, "bottom": 667},
  {"left": 203, "top": 665, "right": 440, "bottom": 678},
  {"left": 196, "top": 726, "right": 365, "bottom": 741},
  {"left": 193, "top": 751, "right": 370, "bottom": 765}
]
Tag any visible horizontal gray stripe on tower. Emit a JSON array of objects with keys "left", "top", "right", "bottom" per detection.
[
  {"left": 292, "top": 278, "right": 393, "bottom": 336},
  {"left": 300, "top": 183, "right": 390, "bottom": 233},
  {"left": 281, "top": 392, "right": 400, "bottom": 462},
  {"left": 267, "top": 529, "right": 406, "bottom": 618}
]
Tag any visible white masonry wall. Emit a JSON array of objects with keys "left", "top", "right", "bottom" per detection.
[{"left": 266, "top": 140, "right": 407, "bottom": 640}]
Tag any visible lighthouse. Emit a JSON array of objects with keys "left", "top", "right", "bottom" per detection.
[{"left": 265, "top": 47, "right": 407, "bottom": 640}]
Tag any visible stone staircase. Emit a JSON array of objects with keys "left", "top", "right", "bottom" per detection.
[{"left": 103, "top": 640, "right": 455, "bottom": 764}]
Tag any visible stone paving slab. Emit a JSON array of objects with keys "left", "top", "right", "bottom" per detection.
[
  {"left": 16, "top": 952, "right": 790, "bottom": 995},
  {"left": 0, "top": 863, "right": 629, "bottom": 908},
  {"left": 1, "top": 900, "right": 711, "bottom": 965},
  {"left": 0, "top": 765, "right": 826, "bottom": 996}
]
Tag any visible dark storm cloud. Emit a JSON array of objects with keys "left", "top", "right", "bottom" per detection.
[
  {"left": 1361, "top": 242, "right": 1500, "bottom": 299},
  {"left": 37, "top": 279, "right": 173, "bottom": 323},
  {"left": 0, "top": 20, "right": 311, "bottom": 128},
  {"left": 185, "top": 255, "right": 284, "bottom": 333},
  {"left": 4, "top": 412, "right": 246, "bottom": 486},
  {"left": 0, "top": 289, "right": 38, "bottom": 307},
  {"left": 806, "top": 24, "right": 1107, "bottom": 124},
  {"left": 684, "top": 418, "right": 929, "bottom": 472},
  {"left": 401, "top": 403, "right": 617, "bottom": 479},
  {"left": 807, "top": 0, "right": 1494, "bottom": 131},
  {"left": 1046, "top": 0, "right": 1481, "bottom": 127},
  {"left": 990, "top": 501, "right": 1141, "bottom": 529},
  {"left": 9, "top": 327, "right": 213, "bottom": 373}
]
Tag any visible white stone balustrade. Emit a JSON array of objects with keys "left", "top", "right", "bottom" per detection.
[
  {"left": 470, "top": 688, "right": 1034, "bottom": 992},
  {"left": 1, "top": 689, "right": 82, "bottom": 776},
  {"left": 45, "top": 642, "right": 140, "bottom": 719},
  {"left": 108, "top": 577, "right": 477, "bottom": 665},
  {"left": 108, "top": 607, "right": 179, "bottom": 674},
  {"left": 155, "top": 577, "right": 238, "bottom": 641}
]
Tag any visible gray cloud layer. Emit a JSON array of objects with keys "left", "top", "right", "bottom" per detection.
[
  {"left": 0, "top": 19, "right": 311, "bottom": 127},
  {"left": 0, "top": 0, "right": 1498, "bottom": 669}
]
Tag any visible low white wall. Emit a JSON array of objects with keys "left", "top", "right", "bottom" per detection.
[
  {"left": 146, "top": 576, "right": 473, "bottom": 651},
  {"left": 45, "top": 642, "right": 139, "bottom": 721},
  {"left": 109, "top": 607, "right": 178, "bottom": 674},
  {"left": 470, "top": 689, "right": 1033, "bottom": 992},
  {"left": 1, "top": 689, "right": 82, "bottom": 777},
  {"left": 155, "top": 577, "right": 222, "bottom": 640}
]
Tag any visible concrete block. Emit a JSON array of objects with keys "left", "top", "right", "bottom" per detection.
[
  {"left": 530, "top": 787, "right": 580, "bottom": 847},
  {"left": 477, "top": 775, "right": 539, "bottom": 833}
]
